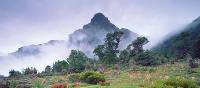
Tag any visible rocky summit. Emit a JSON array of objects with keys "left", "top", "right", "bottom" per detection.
[{"left": 68, "top": 13, "right": 138, "bottom": 57}]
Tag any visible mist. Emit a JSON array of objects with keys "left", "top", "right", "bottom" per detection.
[
  {"left": 1, "top": 0, "right": 200, "bottom": 76},
  {"left": 0, "top": 41, "right": 70, "bottom": 76}
]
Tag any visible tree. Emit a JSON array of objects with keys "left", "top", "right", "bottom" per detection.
[
  {"left": 44, "top": 65, "right": 52, "bottom": 73},
  {"left": 119, "top": 49, "right": 130, "bottom": 65},
  {"left": 9, "top": 70, "right": 21, "bottom": 77},
  {"left": 186, "top": 54, "right": 198, "bottom": 72},
  {"left": 125, "top": 37, "right": 166, "bottom": 66},
  {"left": 175, "top": 32, "right": 190, "bottom": 59},
  {"left": 93, "top": 45, "right": 105, "bottom": 60},
  {"left": 52, "top": 60, "right": 69, "bottom": 73},
  {"left": 191, "top": 36, "right": 200, "bottom": 59},
  {"left": 67, "top": 50, "right": 89, "bottom": 73},
  {"left": 25, "top": 67, "right": 37, "bottom": 74},
  {"left": 135, "top": 51, "right": 159, "bottom": 66},
  {"left": 127, "top": 37, "right": 149, "bottom": 56},
  {"left": 93, "top": 31, "right": 123, "bottom": 64},
  {"left": 23, "top": 67, "right": 37, "bottom": 75},
  {"left": 33, "top": 68, "right": 37, "bottom": 74}
]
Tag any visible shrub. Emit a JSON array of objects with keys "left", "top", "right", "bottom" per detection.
[
  {"left": 33, "top": 80, "right": 48, "bottom": 88},
  {"left": 7, "top": 80, "right": 18, "bottom": 88},
  {"left": 0, "top": 79, "right": 8, "bottom": 88},
  {"left": 135, "top": 51, "right": 163, "bottom": 66},
  {"left": 50, "top": 83, "right": 69, "bottom": 88},
  {"left": 68, "top": 74, "right": 80, "bottom": 83},
  {"left": 164, "top": 77, "right": 199, "bottom": 88},
  {"left": 80, "top": 71, "right": 105, "bottom": 84},
  {"left": 15, "top": 77, "right": 32, "bottom": 88},
  {"left": 37, "top": 72, "right": 53, "bottom": 78},
  {"left": 132, "top": 51, "right": 169, "bottom": 66},
  {"left": 150, "top": 77, "right": 199, "bottom": 88},
  {"left": 149, "top": 80, "right": 165, "bottom": 88}
]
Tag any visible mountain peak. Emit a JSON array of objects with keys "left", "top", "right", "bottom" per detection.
[{"left": 90, "top": 13, "right": 110, "bottom": 26}]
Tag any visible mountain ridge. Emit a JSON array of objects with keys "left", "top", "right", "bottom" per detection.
[
  {"left": 8, "top": 13, "right": 138, "bottom": 58},
  {"left": 68, "top": 13, "right": 138, "bottom": 57},
  {"left": 154, "top": 16, "right": 200, "bottom": 59}
]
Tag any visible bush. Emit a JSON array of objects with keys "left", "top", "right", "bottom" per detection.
[
  {"left": 164, "top": 77, "right": 199, "bottom": 88},
  {"left": 135, "top": 51, "right": 168, "bottom": 66},
  {"left": 7, "top": 80, "right": 18, "bottom": 88},
  {"left": 68, "top": 74, "right": 80, "bottom": 83},
  {"left": 33, "top": 80, "right": 48, "bottom": 88},
  {"left": 80, "top": 71, "right": 105, "bottom": 84},
  {"left": 50, "top": 83, "right": 69, "bottom": 88},
  {"left": 150, "top": 77, "right": 199, "bottom": 88}
]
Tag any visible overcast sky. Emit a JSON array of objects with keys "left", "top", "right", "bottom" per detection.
[
  {"left": 0, "top": 0, "right": 200, "bottom": 75},
  {"left": 0, "top": 0, "right": 200, "bottom": 54}
]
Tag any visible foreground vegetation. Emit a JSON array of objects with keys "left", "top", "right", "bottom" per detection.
[{"left": 1, "top": 62, "right": 200, "bottom": 88}]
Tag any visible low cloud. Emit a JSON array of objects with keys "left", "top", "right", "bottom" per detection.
[{"left": 0, "top": 40, "right": 71, "bottom": 76}]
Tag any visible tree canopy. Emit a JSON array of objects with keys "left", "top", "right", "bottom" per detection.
[
  {"left": 67, "top": 50, "right": 89, "bottom": 73},
  {"left": 52, "top": 60, "right": 68, "bottom": 73},
  {"left": 93, "top": 31, "right": 123, "bottom": 64}
]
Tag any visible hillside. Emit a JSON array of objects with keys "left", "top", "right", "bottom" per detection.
[
  {"left": 154, "top": 16, "right": 200, "bottom": 59},
  {"left": 1, "top": 62, "right": 200, "bottom": 88}
]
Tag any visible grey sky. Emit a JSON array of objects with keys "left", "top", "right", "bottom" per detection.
[
  {"left": 0, "top": 0, "right": 200, "bottom": 54},
  {"left": 0, "top": 0, "right": 200, "bottom": 75}
]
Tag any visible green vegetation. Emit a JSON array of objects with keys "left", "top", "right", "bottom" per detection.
[
  {"left": 33, "top": 80, "right": 49, "bottom": 88},
  {"left": 2, "top": 62, "right": 200, "bottom": 88},
  {"left": 80, "top": 71, "right": 105, "bottom": 84},
  {"left": 8, "top": 80, "right": 18, "bottom": 88},
  {"left": 68, "top": 74, "right": 80, "bottom": 83},
  {"left": 52, "top": 60, "right": 68, "bottom": 73},
  {"left": 154, "top": 21, "right": 200, "bottom": 61},
  {"left": 2, "top": 31, "right": 200, "bottom": 88},
  {"left": 67, "top": 50, "right": 89, "bottom": 73},
  {"left": 151, "top": 77, "right": 199, "bottom": 88},
  {"left": 9, "top": 70, "right": 21, "bottom": 77},
  {"left": 164, "top": 77, "right": 198, "bottom": 88},
  {"left": 23, "top": 67, "right": 37, "bottom": 75},
  {"left": 93, "top": 31, "right": 123, "bottom": 65}
]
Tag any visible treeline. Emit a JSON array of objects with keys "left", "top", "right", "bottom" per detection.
[
  {"left": 93, "top": 31, "right": 168, "bottom": 66},
  {"left": 8, "top": 31, "right": 169, "bottom": 77},
  {"left": 40, "top": 31, "right": 168, "bottom": 75},
  {"left": 9, "top": 67, "right": 37, "bottom": 77}
]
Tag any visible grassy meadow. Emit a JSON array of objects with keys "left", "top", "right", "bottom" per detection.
[{"left": 23, "top": 62, "right": 199, "bottom": 88}]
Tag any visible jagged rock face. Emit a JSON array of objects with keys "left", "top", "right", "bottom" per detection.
[{"left": 68, "top": 13, "right": 138, "bottom": 57}]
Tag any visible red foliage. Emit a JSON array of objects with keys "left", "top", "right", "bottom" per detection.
[
  {"left": 73, "top": 80, "right": 79, "bottom": 88},
  {"left": 51, "top": 82, "right": 69, "bottom": 88}
]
